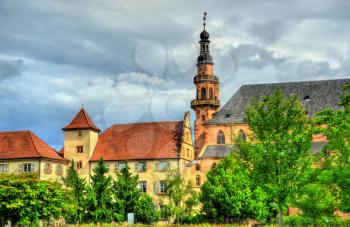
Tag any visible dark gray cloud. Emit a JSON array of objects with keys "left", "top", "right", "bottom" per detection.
[
  {"left": 1, "top": 0, "right": 350, "bottom": 148},
  {"left": 0, "top": 58, "right": 23, "bottom": 80}
]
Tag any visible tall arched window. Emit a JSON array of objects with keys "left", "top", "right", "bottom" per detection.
[
  {"left": 217, "top": 130, "right": 225, "bottom": 144},
  {"left": 201, "top": 87, "right": 207, "bottom": 99},
  {"left": 209, "top": 88, "right": 214, "bottom": 99},
  {"left": 239, "top": 129, "right": 247, "bottom": 141}
]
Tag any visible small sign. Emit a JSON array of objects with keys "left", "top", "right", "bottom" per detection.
[{"left": 127, "top": 213, "right": 134, "bottom": 224}]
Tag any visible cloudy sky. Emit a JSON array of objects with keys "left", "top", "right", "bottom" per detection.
[{"left": 1, "top": 0, "right": 350, "bottom": 149}]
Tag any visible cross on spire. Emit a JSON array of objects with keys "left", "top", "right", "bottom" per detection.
[{"left": 203, "top": 11, "right": 207, "bottom": 30}]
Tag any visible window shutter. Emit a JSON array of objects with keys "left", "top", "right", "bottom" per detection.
[
  {"left": 135, "top": 162, "right": 138, "bottom": 171},
  {"left": 154, "top": 181, "right": 159, "bottom": 194},
  {"left": 32, "top": 163, "right": 35, "bottom": 172},
  {"left": 155, "top": 162, "right": 158, "bottom": 171},
  {"left": 115, "top": 162, "right": 119, "bottom": 171}
]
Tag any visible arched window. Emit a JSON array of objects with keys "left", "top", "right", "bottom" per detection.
[
  {"left": 209, "top": 88, "right": 214, "bottom": 99},
  {"left": 201, "top": 87, "right": 207, "bottom": 99},
  {"left": 239, "top": 129, "right": 247, "bottom": 141},
  {"left": 217, "top": 130, "right": 225, "bottom": 144}
]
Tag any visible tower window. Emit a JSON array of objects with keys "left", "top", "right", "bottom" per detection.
[
  {"left": 196, "top": 175, "right": 201, "bottom": 186},
  {"left": 201, "top": 87, "right": 207, "bottom": 99},
  {"left": 209, "top": 88, "right": 214, "bottom": 99},
  {"left": 196, "top": 163, "right": 201, "bottom": 172},
  {"left": 76, "top": 146, "right": 83, "bottom": 153},
  {"left": 202, "top": 115, "right": 206, "bottom": 121},
  {"left": 76, "top": 161, "right": 82, "bottom": 170},
  {"left": 78, "top": 131, "right": 82, "bottom": 137},
  {"left": 217, "top": 130, "right": 225, "bottom": 144}
]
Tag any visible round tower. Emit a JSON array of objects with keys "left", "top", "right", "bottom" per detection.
[{"left": 191, "top": 12, "right": 220, "bottom": 157}]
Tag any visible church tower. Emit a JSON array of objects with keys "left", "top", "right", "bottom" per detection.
[{"left": 191, "top": 12, "right": 220, "bottom": 157}]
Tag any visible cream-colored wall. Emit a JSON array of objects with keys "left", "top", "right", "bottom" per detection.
[
  {"left": 0, "top": 159, "right": 66, "bottom": 182},
  {"left": 63, "top": 129, "right": 98, "bottom": 180}
]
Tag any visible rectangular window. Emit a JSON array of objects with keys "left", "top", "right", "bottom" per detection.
[
  {"left": 196, "top": 163, "right": 201, "bottom": 172},
  {"left": 23, "top": 163, "right": 33, "bottom": 172},
  {"left": 76, "top": 161, "right": 82, "bottom": 170},
  {"left": 158, "top": 161, "right": 169, "bottom": 171},
  {"left": 56, "top": 165, "right": 63, "bottom": 175},
  {"left": 138, "top": 181, "right": 147, "bottom": 193},
  {"left": 196, "top": 175, "right": 201, "bottom": 186},
  {"left": 115, "top": 162, "right": 126, "bottom": 172},
  {"left": 76, "top": 146, "right": 83, "bottom": 153},
  {"left": 44, "top": 163, "right": 52, "bottom": 174},
  {"left": 0, "top": 164, "right": 9, "bottom": 173},
  {"left": 78, "top": 131, "right": 82, "bottom": 137},
  {"left": 136, "top": 162, "right": 147, "bottom": 172},
  {"left": 159, "top": 181, "right": 167, "bottom": 194}
]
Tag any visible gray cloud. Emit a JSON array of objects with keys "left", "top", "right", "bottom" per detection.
[
  {"left": 1, "top": 0, "right": 350, "bottom": 148},
  {"left": 0, "top": 58, "right": 23, "bottom": 80}
]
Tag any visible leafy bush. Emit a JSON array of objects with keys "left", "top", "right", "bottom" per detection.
[{"left": 134, "top": 193, "right": 159, "bottom": 224}]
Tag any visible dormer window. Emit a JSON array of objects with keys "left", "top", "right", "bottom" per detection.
[{"left": 224, "top": 113, "right": 230, "bottom": 119}]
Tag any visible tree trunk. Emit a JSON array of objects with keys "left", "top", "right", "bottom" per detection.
[{"left": 278, "top": 207, "right": 283, "bottom": 227}]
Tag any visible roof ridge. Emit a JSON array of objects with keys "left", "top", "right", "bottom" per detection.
[
  {"left": 110, "top": 120, "right": 183, "bottom": 127},
  {"left": 241, "top": 78, "right": 350, "bottom": 87},
  {"left": 28, "top": 131, "right": 42, "bottom": 157},
  {"left": 0, "top": 130, "right": 31, "bottom": 134}
]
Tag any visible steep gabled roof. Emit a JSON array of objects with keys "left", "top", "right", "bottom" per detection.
[
  {"left": 90, "top": 121, "right": 183, "bottom": 161},
  {"left": 63, "top": 108, "right": 100, "bottom": 132},
  {"left": 0, "top": 130, "right": 66, "bottom": 161},
  {"left": 206, "top": 79, "right": 350, "bottom": 125}
]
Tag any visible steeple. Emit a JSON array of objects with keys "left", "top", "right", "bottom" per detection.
[{"left": 191, "top": 12, "right": 220, "bottom": 157}]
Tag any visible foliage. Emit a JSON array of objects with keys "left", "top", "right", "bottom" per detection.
[
  {"left": 134, "top": 193, "right": 159, "bottom": 224},
  {"left": 284, "top": 215, "right": 345, "bottom": 226},
  {"left": 112, "top": 162, "right": 140, "bottom": 219},
  {"left": 236, "top": 89, "right": 313, "bottom": 225},
  {"left": 314, "top": 83, "right": 350, "bottom": 212},
  {"left": 0, "top": 173, "right": 65, "bottom": 226},
  {"left": 62, "top": 160, "right": 87, "bottom": 223},
  {"left": 163, "top": 170, "right": 200, "bottom": 223},
  {"left": 201, "top": 153, "right": 269, "bottom": 223},
  {"left": 289, "top": 167, "right": 339, "bottom": 224},
  {"left": 86, "top": 157, "right": 114, "bottom": 223}
]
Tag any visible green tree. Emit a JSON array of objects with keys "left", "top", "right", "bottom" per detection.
[
  {"left": 86, "top": 157, "right": 113, "bottom": 222},
  {"left": 315, "top": 83, "right": 350, "bottom": 212},
  {"left": 236, "top": 89, "right": 313, "bottom": 226},
  {"left": 62, "top": 160, "right": 86, "bottom": 223},
  {"left": 201, "top": 153, "right": 268, "bottom": 223},
  {"left": 134, "top": 193, "right": 159, "bottom": 224},
  {"left": 112, "top": 163, "right": 140, "bottom": 219},
  {"left": 163, "top": 170, "right": 199, "bottom": 223},
  {"left": 0, "top": 173, "right": 65, "bottom": 226},
  {"left": 290, "top": 168, "right": 339, "bottom": 225}
]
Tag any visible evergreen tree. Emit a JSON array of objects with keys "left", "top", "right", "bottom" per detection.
[
  {"left": 112, "top": 163, "right": 140, "bottom": 218},
  {"left": 236, "top": 89, "right": 313, "bottom": 226},
  {"left": 86, "top": 157, "right": 113, "bottom": 222},
  {"left": 62, "top": 160, "right": 86, "bottom": 223}
]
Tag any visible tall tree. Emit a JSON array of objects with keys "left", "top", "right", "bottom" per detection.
[
  {"left": 163, "top": 170, "right": 199, "bottom": 223},
  {"left": 201, "top": 153, "right": 268, "bottom": 223},
  {"left": 112, "top": 163, "right": 140, "bottom": 218},
  {"left": 315, "top": 83, "right": 350, "bottom": 212},
  {"left": 62, "top": 160, "right": 86, "bottom": 223},
  {"left": 86, "top": 157, "right": 113, "bottom": 222},
  {"left": 236, "top": 89, "right": 313, "bottom": 226}
]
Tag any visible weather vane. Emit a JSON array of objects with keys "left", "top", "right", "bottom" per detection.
[{"left": 203, "top": 11, "right": 207, "bottom": 30}]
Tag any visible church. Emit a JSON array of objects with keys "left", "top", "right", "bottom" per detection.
[{"left": 0, "top": 14, "right": 349, "bottom": 200}]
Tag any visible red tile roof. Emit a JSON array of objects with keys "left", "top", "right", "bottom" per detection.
[
  {"left": 90, "top": 121, "right": 183, "bottom": 161},
  {"left": 63, "top": 108, "right": 100, "bottom": 132},
  {"left": 58, "top": 147, "right": 64, "bottom": 157},
  {"left": 0, "top": 130, "right": 67, "bottom": 161}
]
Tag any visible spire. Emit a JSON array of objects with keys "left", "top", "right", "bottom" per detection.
[
  {"left": 198, "top": 12, "right": 213, "bottom": 65},
  {"left": 63, "top": 108, "right": 101, "bottom": 132}
]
